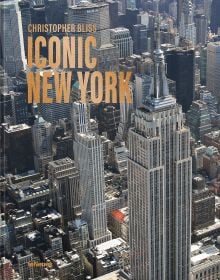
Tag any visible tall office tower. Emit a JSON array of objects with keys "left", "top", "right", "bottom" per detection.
[
  {"left": 106, "top": 0, "right": 119, "bottom": 28},
  {"left": 186, "top": 100, "right": 212, "bottom": 141},
  {"left": 110, "top": 28, "right": 133, "bottom": 59},
  {"left": 207, "top": 42, "right": 220, "bottom": 109},
  {"left": 32, "top": 115, "right": 53, "bottom": 173},
  {"left": 30, "top": 5, "right": 47, "bottom": 57},
  {"left": 66, "top": 1, "right": 119, "bottom": 72},
  {"left": 11, "top": 92, "right": 28, "bottom": 125},
  {"left": 177, "top": 0, "right": 183, "bottom": 27},
  {"left": 210, "top": 0, "right": 220, "bottom": 34},
  {"left": 165, "top": 47, "right": 195, "bottom": 112},
  {"left": 66, "top": 1, "right": 110, "bottom": 48},
  {"left": 48, "top": 158, "right": 81, "bottom": 225},
  {"left": 128, "top": 4, "right": 192, "bottom": 279},
  {"left": 75, "top": 133, "right": 112, "bottom": 247},
  {"left": 18, "top": 0, "right": 31, "bottom": 58},
  {"left": 194, "top": 14, "right": 207, "bottom": 45},
  {"left": 203, "top": 0, "right": 212, "bottom": 24},
  {"left": 45, "top": 0, "right": 67, "bottom": 24},
  {"left": 179, "top": 0, "right": 196, "bottom": 45},
  {"left": 4, "top": 124, "right": 34, "bottom": 174},
  {"left": 169, "top": 1, "right": 177, "bottom": 19},
  {"left": 132, "top": 24, "right": 148, "bottom": 54},
  {"left": 0, "top": 258, "right": 13, "bottom": 280},
  {"left": 38, "top": 70, "right": 71, "bottom": 124},
  {"left": 71, "top": 102, "right": 89, "bottom": 139},
  {"left": 0, "top": 0, "right": 25, "bottom": 77}
]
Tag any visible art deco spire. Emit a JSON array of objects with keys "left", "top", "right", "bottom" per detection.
[{"left": 152, "top": 0, "right": 169, "bottom": 99}]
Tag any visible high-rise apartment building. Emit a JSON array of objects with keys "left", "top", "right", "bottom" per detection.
[
  {"left": 128, "top": 5, "right": 192, "bottom": 279},
  {"left": 74, "top": 133, "right": 112, "bottom": 247},
  {"left": 0, "top": 0, "right": 25, "bottom": 77}
]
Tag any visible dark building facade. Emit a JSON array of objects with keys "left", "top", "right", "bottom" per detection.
[
  {"left": 210, "top": 0, "right": 220, "bottom": 34},
  {"left": 132, "top": 24, "right": 148, "bottom": 55},
  {"left": 45, "top": 0, "right": 67, "bottom": 24},
  {"left": 4, "top": 124, "right": 34, "bottom": 174},
  {"left": 165, "top": 48, "right": 195, "bottom": 112}
]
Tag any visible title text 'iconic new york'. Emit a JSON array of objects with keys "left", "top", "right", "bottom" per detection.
[{"left": 27, "top": 35, "right": 133, "bottom": 104}]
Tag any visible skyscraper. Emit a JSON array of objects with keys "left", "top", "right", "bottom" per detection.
[
  {"left": 71, "top": 102, "right": 89, "bottom": 139},
  {"left": 66, "top": 1, "right": 119, "bottom": 72},
  {"left": 165, "top": 47, "right": 195, "bottom": 112},
  {"left": 110, "top": 27, "right": 133, "bottom": 59},
  {"left": 128, "top": 3, "right": 192, "bottom": 279},
  {"left": 179, "top": 0, "right": 196, "bottom": 45},
  {"left": 32, "top": 115, "right": 53, "bottom": 173},
  {"left": 4, "top": 123, "right": 34, "bottom": 174},
  {"left": 11, "top": 92, "right": 28, "bottom": 125},
  {"left": 206, "top": 41, "right": 220, "bottom": 109},
  {"left": 186, "top": 100, "right": 212, "bottom": 141},
  {"left": 48, "top": 158, "right": 81, "bottom": 225},
  {"left": 66, "top": 1, "right": 110, "bottom": 48},
  {"left": 132, "top": 24, "right": 148, "bottom": 54},
  {"left": 18, "top": 0, "right": 31, "bottom": 58},
  {"left": 194, "top": 14, "right": 207, "bottom": 45},
  {"left": 74, "top": 133, "right": 112, "bottom": 247},
  {"left": 210, "top": 0, "right": 220, "bottom": 34},
  {"left": 0, "top": 0, "right": 25, "bottom": 77}
]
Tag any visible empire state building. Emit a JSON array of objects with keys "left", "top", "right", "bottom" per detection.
[{"left": 128, "top": 2, "right": 192, "bottom": 279}]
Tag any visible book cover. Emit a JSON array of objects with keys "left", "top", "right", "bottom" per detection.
[{"left": 0, "top": 0, "right": 219, "bottom": 279}]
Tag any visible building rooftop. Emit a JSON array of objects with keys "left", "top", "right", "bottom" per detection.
[
  {"left": 93, "top": 270, "right": 128, "bottom": 279},
  {"left": 5, "top": 123, "right": 30, "bottom": 133}
]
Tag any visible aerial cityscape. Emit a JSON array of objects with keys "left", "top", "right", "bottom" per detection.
[{"left": 0, "top": 0, "right": 220, "bottom": 279}]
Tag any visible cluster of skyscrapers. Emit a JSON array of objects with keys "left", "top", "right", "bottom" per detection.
[{"left": 0, "top": 0, "right": 220, "bottom": 279}]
